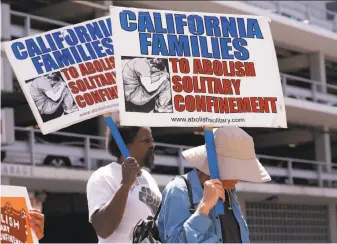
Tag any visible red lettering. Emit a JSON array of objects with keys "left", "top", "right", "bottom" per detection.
[
  {"left": 109, "top": 57, "right": 115, "bottom": 69},
  {"left": 83, "top": 93, "right": 94, "bottom": 106},
  {"left": 79, "top": 63, "right": 90, "bottom": 76},
  {"left": 182, "top": 76, "right": 193, "bottom": 93},
  {"left": 193, "top": 59, "right": 203, "bottom": 74},
  {"left": 213, "top": 60, "right": 222, "bottom": 76},
  {"left": 85, "top": 62, "right": 96, "bottom": 74},
  {"left": 250, "top": 97, "right": 259, "bottom": 112},
  {"left": 269, "top": 97, "right": 277, "bottom": 113},
  {"left": 172, "top": 75, "right": 183, "bottom": 93},
  {"left": 179, "top": 58, "right": 190, "bottom": 73},
  {"left": 169, "top": 58, "right": 179, "bottom": 73},
  {"left": 202, "top": 59, "right": 213, "bottom": 75},
  {"left": 228, "top": 98, "right": 238, "bottom": 113},
  {"left": 107, "top": 86, "right": 118, "bottom": 99},
  {"left": 195, "top": 96, "right": 206, "bottom": 112},
  {"left": 68, "top": 81, "right": 79, "bottom": 94},
  {"left": 236, "top": 98, "right": 252, "bottom": 113},
  {"left": 235, "top": 62, "right": 245, "bottom": 77},
  {"left": 174, "top": 95, "right": 185, "bottom": 112},
  {"left": 93, "top": 60, "right": 103, "bottom": 72},
  {"left": 185, "top": 95, "right": 195, "bottom": 112},
  {"left": 76, "top": 79, "right": 87, "bottom": 92},
  {"left": 245, "top": 62, "right": 256, "bottom": 77},
  {"left": 75, "top": 95, "right": 86, "bottom": 108}
]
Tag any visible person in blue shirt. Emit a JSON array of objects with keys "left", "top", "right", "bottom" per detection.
[{"left": 158, "top": 126, "right": 271, "bottom": 243}]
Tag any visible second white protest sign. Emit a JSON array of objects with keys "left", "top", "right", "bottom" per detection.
[
  {"left": 110, "top": 6, "right": 287, "bottom": 128},
  {"left": 2, "top": 16, "right": 118, "bottom": 134}
]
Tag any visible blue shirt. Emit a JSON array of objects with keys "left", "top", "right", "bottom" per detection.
[{"left": 158, "top": 169, "right": 250, "bottom": 243}]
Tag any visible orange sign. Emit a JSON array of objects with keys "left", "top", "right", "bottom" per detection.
[
  {"left": 0, "top": 197, "right": 34, "bottom": 243},
  {"left": 1, "top": 185, "right": 38, "bottom": 243}
]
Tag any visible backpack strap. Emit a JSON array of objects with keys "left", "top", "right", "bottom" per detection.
[
  {"left": 177, "top": 175, "right": 195, "bottom": 214},
  {"left": 153, "top": 202, "right": 162, "bottom": 221},
  {"left": 153, "top": 175, "right": 195, "bottom": 221}
]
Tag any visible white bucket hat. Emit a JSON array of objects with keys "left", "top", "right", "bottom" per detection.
[{"left": 182, "top": 126, "right": 271, "bottom": 183}]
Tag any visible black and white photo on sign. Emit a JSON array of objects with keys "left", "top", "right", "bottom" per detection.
[
  {"left": 26, "top": 72, "right": 79, "bottom": 123},
  {"left": 121, "top": 56, "right": 173, "bottom": 113}
]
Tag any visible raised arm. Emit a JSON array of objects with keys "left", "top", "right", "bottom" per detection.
[
  {"left": 44, "top": 82, "right": 66, "bottom": 101},
  {"left": 140, "top": 72, "right": 169, "bottom": 93},
  {"left": 134, "top": 59, "right": 169, "bottom": 93},
  {"left": 87, "top": 158, "right": 140, "bottom": 239},
  {"left": 158, "top": 181, "right": 219, "bottom": 243}
]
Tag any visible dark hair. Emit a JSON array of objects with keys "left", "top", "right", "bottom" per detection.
[{"left": 106, "top": 126, "right": 142, "bottom": 158}]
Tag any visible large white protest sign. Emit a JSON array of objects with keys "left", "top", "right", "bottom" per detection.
[
  {"left": 110, "top": 6, "right": 287, "bottom": 128},
  {"left": 2, "top": 16, "right": 118, "bottom": 134}
]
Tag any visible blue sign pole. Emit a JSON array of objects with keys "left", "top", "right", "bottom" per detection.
[
  {"left": 203, "top": 127, "right": 224, "bottom": 215},
  {"left": 104, "top": 115, "right": 130, "bottom": 159}
]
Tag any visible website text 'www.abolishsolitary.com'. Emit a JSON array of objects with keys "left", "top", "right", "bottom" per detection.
[{"left": 171, "top": 116, "right": 245, "bottom": 124}]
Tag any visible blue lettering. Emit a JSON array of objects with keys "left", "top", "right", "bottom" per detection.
[
  {"left": 247, "top": 18, "right": 264, "bottom": 39},
  {"left": 211, "top": 37, "right": 221, "bottom": 59},
  {"left": 220, "top": 38, "right": 234, "bottom": 59},
  {"left": 165, "top": 14, "right": 175, "bottom": 34},
  {"left": 237, "top": 18, "right": 246, "bottom": 38},
  {"left": 152, "top": 34, "right": 168, "bottom": 56},
  {"left": 11, "top": 42, "right": 27, "bottom": 60},
  {"left": 45, "top": 34, "right": 58, "bottom": 51},
  {"left": 233, "top": 38, "right": 249, "bottom": 60},
  {"left": 204, "top": 16, "right": 221, "bottom": 37},
  {"left": 64, "top": 29, "right": 79, "bottom": 46},
  {"left": 74, "top": 26, "right": 91, "bottom": 43},
  {"left": 25, "top": 39, "right": 42, "bottom": 57},
  {"left": 85, "top": 42, "right": 98, "bottom": 59},
  {"left": 101, "top": 37, "right": 114, "bottom": 55},
  {"left": 52, "top": 32, "right": 65, "bottom": 49},
  {"left": 91, "top": 40, "right": 106, "bottom": 58},
  {"left": 139, "top": 12, "right": 155, "bottom": 33},
  {"left": 120, "top": 10, "right": 137, "bottom": 31},
  {"left": 86, "top": 22, "right": 104, "bottom": 40},
  {"left": 190, "top": 36, "right": 200, "bottom": 56},
  {"left": 175, "top": 14, "right": 187, "bottom": 34},
  {"left": 31, "top": 56, "right": 44, "bottom": 74},
  {"left": 153, "top": 13, "right": 167, "bottom": 33},
  {"left": 77, "top": 45, "right": 92, "bottom": 61},
  {"left": 69, "top": 46, "right": 83, "bottom": 63},
  {"left": 99, "top": 18, "right": 112, "bottom": 37},
  {"left": 167, "top": 34, "right": 190, "bottom": 57},
  {"left": 139, "top": 33, "right": 152, "bottom": 55},
  {"left": 41, "top": 54, "right": 59, "bottom": 72},
  {"left": 220, "top": 17, "right": 238, "bottom": 38},
  {"left": 189, "top": 15, "right": 204, "bottom": 35},
  {"left": 53, "top": 48, "right": 76, "bottom": 68},
  {"left": 36, "top": 37, "right": 51, "bottom": 53},
  {"left": 199, "top": 37, "right": 212, "bottom": 58}
]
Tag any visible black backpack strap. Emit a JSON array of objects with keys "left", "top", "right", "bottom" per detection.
[
  {"left": 177, "top": 175, "right": 195, "bottom": 214},
  {"left": 153, "top": 203, "right": 162, "bottom": 221}
]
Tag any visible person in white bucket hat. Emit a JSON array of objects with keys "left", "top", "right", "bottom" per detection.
[{"left": 157, "top": 126, "right": 271, "bottom": 243}]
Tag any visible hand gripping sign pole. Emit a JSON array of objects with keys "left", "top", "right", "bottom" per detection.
[
  {"left": 104, "top": 114, "right": 143, "bottom": 177},
  {"left": 203, "top": 127, "right": 224, "bottom": 215}
]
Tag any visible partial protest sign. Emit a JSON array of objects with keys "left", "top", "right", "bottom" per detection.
[
  {"left": 2, "top": 16, "right": 118, "bottom": 135},
  {"left": 1, "top": 185, "right": 39, "bottom": 243},
  {"left": 110, "top": 6, "right": 287, "bottom": 128}
]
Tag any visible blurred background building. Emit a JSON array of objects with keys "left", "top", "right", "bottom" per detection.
[{"left": 1, "top": 0, "right": 337, "bottom": 243}]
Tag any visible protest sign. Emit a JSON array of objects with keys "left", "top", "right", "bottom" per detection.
[
  {"left": 1, "top": 185, "right": 39, "bottom": 243},
  {"left": 110, "top": 6, "right": 287, "bottom": 128},
  {"left": 2, "top": 16, "right": 118, "bottom": 135}
]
